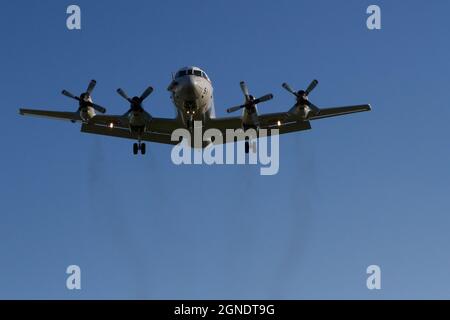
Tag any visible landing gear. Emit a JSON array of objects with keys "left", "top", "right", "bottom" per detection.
[
  {"left": 133, "top": 142, "right": 146, "bottom": 155},
  {"left": 244, "top": 138, "right": 256, "bottom": 154},
  {"left": 186, "top": 112, "right": 195, "bottom": 131}
]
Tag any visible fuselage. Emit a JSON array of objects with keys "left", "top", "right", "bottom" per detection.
[{"left": 167, "top": 66, "right": 215, "bottom": 126}]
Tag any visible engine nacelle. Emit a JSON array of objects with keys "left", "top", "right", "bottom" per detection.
[
  {"left": 294, "top": 104, "right": 318, "bottom": 120},
  {"left": 302, "top": 105, "right": 312, "bottom": 119},
  {"left": 79, "top": 106, "right": 96, "bottom": 122}
]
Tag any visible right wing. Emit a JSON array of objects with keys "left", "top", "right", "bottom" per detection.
[
  {"left": 19, "top": 108, "right": 82, "bottom": 122},
  {"left": 149, "top": 117, "right": 184, "bottom": 135},
  {"left": 89, "top": 114, "right": 129, "bottom": 128},
  {"left": 81, "top": 115, "right": 183, "bottom": 146},
  {"left": 80, "top": 123, "right": 179, "bottom": 146},
  {"left": 89, "top": 114, "right": 182, "bottom": 135}
]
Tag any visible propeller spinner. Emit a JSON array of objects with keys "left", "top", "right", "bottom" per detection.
[{"left": 61, "top": 80, "right": 106, "bottom": 113}]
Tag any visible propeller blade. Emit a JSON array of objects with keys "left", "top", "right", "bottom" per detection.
[
  {"left": 86, "top": 80, "right": 97, "bottom": 95},
  {"left": 305, "top": 79, "right": 318, "bottom": 96},
  {"left": 282, "top": 83, "right": 298, "bottom": 96},
  {"left": 240, "top": 81, "right": 249, "bottom": 98},
  {"left": 253, "top": 94, "right": 273, "bottom": 105},
  {"left": 91, "top": 103, "right": 106, "bottom": 114},
  {"left": 61, "top": 90, "right": 80, "bottom": 101},
  {"left": 227, "top": 93, "right": 273, "bottom": 113},
  {"left": 139, "top": 86, "right": 154, "bottom": 101},
  {"left": 227, "top": 105, "right": 245, "bottom": 113},
  {"left": 117, "top": 88, "right": 132, "bottom": 102}
]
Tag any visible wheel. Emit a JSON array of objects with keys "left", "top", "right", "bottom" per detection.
[
  {"left": 133, "top": 143, "right": 139, "bottom": 155},
  {"left": 245, "top": 141, "right": 250, "bottom": 154},
  {"left": 141, "top": 143, "right": 146, "bottom": 155}
]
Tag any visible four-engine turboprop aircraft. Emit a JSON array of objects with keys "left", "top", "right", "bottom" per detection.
[{"left": 19, "top": 66, "right": 371, "bottom": 155}]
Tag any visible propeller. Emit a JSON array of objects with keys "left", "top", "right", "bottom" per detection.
[
  {"left": 61, "top": 80, "right": 106, "bottom": 113},
  {"left": 282, "top": 79, "right": 320, "bottom": 114},
  {"left": 227, "top": 81, "right": 273, "bottom": 113},
  {"left": 116, "top": 86, "right": 154, "bottom": 115}
]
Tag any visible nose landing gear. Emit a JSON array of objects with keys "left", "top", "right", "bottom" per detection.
[
  {"left": 133, "top": 142, "right": 146, "bottom": 155},
  {"left": 185, "top": 101, "right": 196, "bottom": 130},
  {"left": 187, "top": 117, "right": 194, "bottom": 130}
]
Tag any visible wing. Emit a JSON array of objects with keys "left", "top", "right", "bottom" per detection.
[
  {"left": 19, "top": 108, "right": 81, "bottom": 122},
  {"left": 89, "top": 114, "right": 129, "bottom": 128},
  {"left": 88, "top": 115, "right": 182, "bottom": 134},
  {"left": 206, "top": 112, "right": 312, "bottom": 141},
  {"left": 205, "top": 103, "right": 371, "bottom": 140},
  {"left": 149, "top": 117, "right": 184, "bottom": 135},
  {"left": 81, "top": 123, "right": 179, "bottom": 146},
  {"left": 309, "top": 104, "right": 371, "bottom": 120},
  {"left": 81, "top": 116, "right": 182, "bottom": 146}
]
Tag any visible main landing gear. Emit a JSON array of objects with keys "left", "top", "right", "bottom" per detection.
[
  {"left": 244, "top": 138, "right": 256, "bottom": 154},
  {"left": 133, "top": 142, "right": 146, "bottom": 155},
  {"left": 245, "top": 141, "right": 250, "bottom": 154}
]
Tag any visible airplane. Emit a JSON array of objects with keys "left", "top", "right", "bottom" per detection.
[{"left": 19, "top": 66, "right": 371, "bottom": 155}]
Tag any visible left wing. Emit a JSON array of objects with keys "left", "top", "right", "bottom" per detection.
[
  {"left": 19, "top": 108, "right": 82, "bottom": 122},
  {"left": 205, "top": 111, "right": 312, "bottom": 140},
  {"left": 205, "top": 104, "right": 371, "bottom": 139},
  {"left": 309, "top": 104, "right": 371, "bottom": 120}
]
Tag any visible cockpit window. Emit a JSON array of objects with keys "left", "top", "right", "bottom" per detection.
[
  {"left": 176, "top": 69, "right": 210, "bottom": 81},
  {"left": 176, "top": 70, "right": 187, "bottom": 78}
]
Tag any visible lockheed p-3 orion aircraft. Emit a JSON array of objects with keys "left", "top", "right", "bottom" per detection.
[{"left": 19, "top": 66, "right": 371, "bottom": 155}]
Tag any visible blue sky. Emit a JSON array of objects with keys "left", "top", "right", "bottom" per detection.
[{"left": 1, "top": 0, "right": 450, "bottom": 299}]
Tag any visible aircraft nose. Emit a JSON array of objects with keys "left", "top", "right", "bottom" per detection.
[{"left": 178, "top": 76, "right": 202, "bottom": 100}]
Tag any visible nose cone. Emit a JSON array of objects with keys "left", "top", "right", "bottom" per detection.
[{"left": 178, "top": 76, "right": 202, "bottom": 100}]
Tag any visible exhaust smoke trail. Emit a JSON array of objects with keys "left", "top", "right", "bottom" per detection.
[
  {"left": 86, "top": 139, "right": 154, "bottom": 298},
  {"left": 269, "top": 135, "right": 315, "bottom": 297}
]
